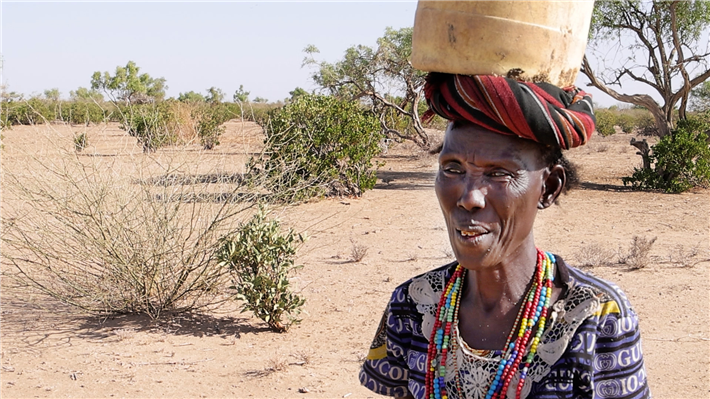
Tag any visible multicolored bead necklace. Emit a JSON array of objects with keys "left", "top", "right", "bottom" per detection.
[{"left": 425, "top": 249, "right": 555, "bottom": 399}]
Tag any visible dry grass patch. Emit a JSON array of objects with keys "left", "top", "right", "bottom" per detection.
[
  {"left": 350, "top": 239, "right": 368, "bottom": 263},
  {"left": 574, "top": 242, "right": 616, "bottom": 268},
  {"left": 668, "top": 244, "right": 705, "bottom": 268},
  {"left": 619, "top": 236, "right": 657, "bottom": 270}
]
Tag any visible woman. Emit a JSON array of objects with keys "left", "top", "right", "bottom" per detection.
[{"left": 359, "top": 74, "right": 649, "bottom": 399}]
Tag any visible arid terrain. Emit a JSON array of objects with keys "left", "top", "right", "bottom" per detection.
[{"left": 1, "top": 121, "right": 708, "bottom": 398}]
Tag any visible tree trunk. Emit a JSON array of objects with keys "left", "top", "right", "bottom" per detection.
[{"left": 630, "top": 138, "right": 651, "bottom": 169}]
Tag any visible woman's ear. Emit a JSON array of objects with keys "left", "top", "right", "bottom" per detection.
[{"left": 539, "top": 165, "right": 566, "bottom": 209}]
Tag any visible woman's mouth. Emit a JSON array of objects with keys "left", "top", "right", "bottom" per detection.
[
  {"left": 459, "top": 230, "right": 485, "bottom": 237},
  {"left": 456, "top": 227, "right": 489, "bottom": 243}
]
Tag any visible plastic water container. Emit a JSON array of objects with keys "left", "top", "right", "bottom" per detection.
[{"left": 411, "top": 1, "right": 595, "bottom": 87}]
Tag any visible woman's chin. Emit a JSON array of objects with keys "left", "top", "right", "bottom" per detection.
[{"left": 451, "top": 233, "right": 498, "bottom": 268}]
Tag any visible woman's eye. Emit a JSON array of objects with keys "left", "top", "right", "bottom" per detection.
[
  {"left": 489, "top": 170, "right": 511, "bottom": 178},
  {"left": 443, "top": 165, "right": 463, "bottom": 174}
]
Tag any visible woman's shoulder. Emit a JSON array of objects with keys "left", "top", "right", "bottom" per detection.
[
  {"left": 559, "top": 257, "right": 638, "bottom": 320},
  {"left": 389, "top": 261, "right": 458, "bottom": 305}
]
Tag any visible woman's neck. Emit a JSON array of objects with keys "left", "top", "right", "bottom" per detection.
[
  {"left": 456, "top": 244, "right": 540, "bottom": 349},
  {"left": 462, "top": 245, "right": 538, "bottom": 316}
]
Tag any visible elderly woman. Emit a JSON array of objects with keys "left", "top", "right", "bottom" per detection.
[{"left": 359, "top": 74, "right": 649, "bottom": 399}]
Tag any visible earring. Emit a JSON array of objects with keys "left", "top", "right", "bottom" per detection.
[{"left": 537, "top": 202, "right": 545, "bottom": 209}]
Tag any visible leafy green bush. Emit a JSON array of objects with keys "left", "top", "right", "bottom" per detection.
[
  {"left": 594, "top": 108, "right": 617, "bottom": 136},
  {"left": 58, "top": 101, "right": 113, "bottom": 125},
  {"left": 120, "top": 103, "right": 178, "bottom": 152},
  {"left": 1, "top": 99, "right": 116, "bottom": 127},
  {"left": 73, "top": 132, "right": 88, "bottom": 152},
  {"left": 249, "top": 94, "right": 382, "bottom": 202},
  {"left": 594, "top": 107, "right": 657, "bottom": 136},
  {"left": 623, "top": 115, "right": 710, "bottom": 193},
  {"left": 616, "top": 112, "right": 636, "bottom": 134},
  {"left": 216, "top": 206, "right": 305, "bottom": 332},
  {"left": 192, "top": 104, "right": 227, "bottom": 150},
  {"left": 2, "top": 98, "right": 53, "bottom": 125},
  {"left": 632, "top": 109, "right": 656, "bottom": 133}
]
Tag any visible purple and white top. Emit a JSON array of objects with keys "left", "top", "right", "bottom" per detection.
[{"left": 360, "top": 257, "right": 650, "bottom": 399}]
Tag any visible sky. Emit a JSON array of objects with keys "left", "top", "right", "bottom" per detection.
[{"left": 2, "top": 1, "right": 643, "bottom": 107}]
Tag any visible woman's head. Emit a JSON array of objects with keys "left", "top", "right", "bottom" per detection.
[
  {"left": 435, "top": 122, "right": 569, "bottom": 270},
  {"left": 425, "top": 73, "right": 593, "bottom": 270}
]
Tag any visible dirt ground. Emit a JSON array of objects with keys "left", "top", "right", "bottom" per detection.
[{"left": 1, "top": 121, "right": 708, "bottom": 399}]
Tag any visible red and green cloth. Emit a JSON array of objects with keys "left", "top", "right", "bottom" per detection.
[{"left": 423, "top": 73, "right": 596, "bottom": 150}]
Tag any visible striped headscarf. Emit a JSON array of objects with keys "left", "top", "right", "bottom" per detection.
[{"left": 423, "top": 73, "right": 595, "bottom": 150}]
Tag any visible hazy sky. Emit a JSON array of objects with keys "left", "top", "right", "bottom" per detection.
[{"left": 3, "top": 1, "right": 629, "bottom": 106}]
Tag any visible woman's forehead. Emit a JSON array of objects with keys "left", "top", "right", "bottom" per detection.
[{"left": 442, "top": 123, "right": 542, "bottom": 162}]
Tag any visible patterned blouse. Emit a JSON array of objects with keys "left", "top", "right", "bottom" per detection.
[{"left": 359, "top": 257, "right": 650, "bottom": 399}]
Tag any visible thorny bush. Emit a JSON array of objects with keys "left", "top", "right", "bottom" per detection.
[
  {"left": 2, "top": 148, "right": 253, "bottom": 319},
  {"left": 248, "top": 94, "right": 382, "bottom": 203}
]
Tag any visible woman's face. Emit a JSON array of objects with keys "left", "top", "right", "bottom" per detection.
[{"left": 435, "top": 123, "right": 554, "bottom": 270}]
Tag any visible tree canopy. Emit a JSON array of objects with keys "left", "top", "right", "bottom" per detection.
[
  {"left": 205, "top": 87, "right": 224, "bottom": 104},
  {"left": 43, "top": 88, "right": 61, "bottom": 101},
  {"left": 581, "top": 0, "right": 710, "bottom": 137},
  {"left": 177, "top": 91, "right": 206, "bottom": 103},
  {"left": 70, "top": 87, "right": 104, "bottom": 102},
  {"left": 305, "top": 27, "right": 430, "bottom": 149},
  {"left": 233, "top": 85, "right": 250, "bottom": 103},
  {"left": 691, "top": 80, "right": 710, "bottom": 111},
  {"left": 91, "top": 61, "right": 167, "bottom": 104}
]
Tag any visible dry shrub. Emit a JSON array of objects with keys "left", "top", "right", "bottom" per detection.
[
  {"left": 350, "top": 239, "right": 368, "bottom": 262},
  {"left": 265, "top": 355, "right": 288, "bottom": 372},
  {"left": 2, "top": 140, "right": 256, "bottom": 319},
  {"left": 619, "top": 236, "right": 657, "bottom": 270},
  {"left": 574, "top": 243, "right": 615, "bottom": 268},
  {"left": 291, "top": 349, "right": 313, "bottom": 366},
  {"left": 596, "top": 143, "right": 610, "bottom": 152},
  {"left": 166, "top": 101, "right": 199, "bottom": 144},
  {"left": 668, "top": 244, "right": 703, "bottom": 268},
  {"left": 114, "top": 328, "right": 136, "bottom": 341}
]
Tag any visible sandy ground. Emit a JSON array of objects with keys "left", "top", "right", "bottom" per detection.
[{"left": 1, "top": 121, "right": 708, "bottom": 399}]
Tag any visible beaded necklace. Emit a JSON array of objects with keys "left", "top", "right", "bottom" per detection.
[{"left": 425, "top": 250, "right": 555, "bottom": 399}]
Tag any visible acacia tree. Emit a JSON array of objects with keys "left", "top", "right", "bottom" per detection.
[
  {"left": 581, "top": 0, "right": 710, "bottom": 137},
  {"left": 70, "top": 87, "right": 104, "bottom": 102},
  {"left": 177, "top": 91, "right": 206, "bottom": 103},
  {"left": 691, "top": 80, "right": 710, "bottom": 111},
  {"left": 305, "top": 27, "right": 430, "bottom": 149},
  {"left": 43, "top": 88, "right": 61, "bottom": 102},
  {"left": 91, "top": 61, "right": 167, "bottom": 104},
  {"left": 233, "top": 85, "right": 250, "bottom": 103},
  {"left": 205, "top": 87, "right": 224, "bottom": 104}
]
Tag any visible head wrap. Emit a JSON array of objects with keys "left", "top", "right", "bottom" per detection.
[{"left": 423, "top": 73, "right": 596, "bottom": 150}]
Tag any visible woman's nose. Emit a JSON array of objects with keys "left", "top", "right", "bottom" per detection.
[{"left": 456, "top": 179, "right": 486, "bottom": 211}]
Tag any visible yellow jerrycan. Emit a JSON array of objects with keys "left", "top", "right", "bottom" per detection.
[{"left": 411, "top": 1, "right": 595, "bottom": 87}]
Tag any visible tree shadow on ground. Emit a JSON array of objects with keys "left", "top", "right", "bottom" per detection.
[
  {"left": 74, "top": 311, "right": 271, "bottom": 339},
  {"left": 578, "top": 181, "right": 635, "bottom": 192},
  {"left": 376, "top": 170, "right": 435, "bottom": 190},
  {"left": 0, "top": 296, "right": 272, "bottom": 350}
]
